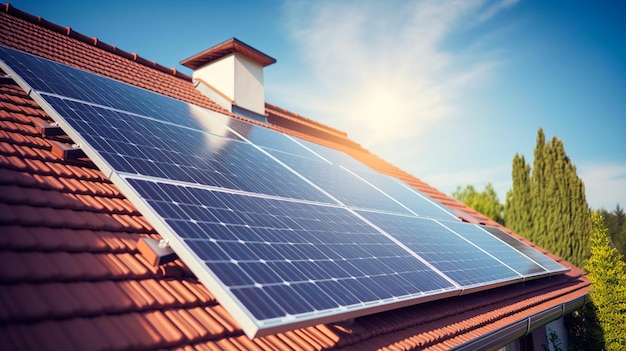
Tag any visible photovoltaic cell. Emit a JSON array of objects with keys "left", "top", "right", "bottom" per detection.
[
  {"left": 294, "top": 138, "right": 456, "bottom": 218},
  {"left": 0, "top": 45, "right": 569, "bottom": 338}
]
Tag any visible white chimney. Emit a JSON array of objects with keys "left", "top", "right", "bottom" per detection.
[{"left": 181, "top": 38, "right": 276, "bottom": 116}]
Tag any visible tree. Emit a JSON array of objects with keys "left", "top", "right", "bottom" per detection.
[
  {"left": 585, "top": 212, "right": 626, "bottom": 350},
  {"left": 598, "top": 204, "right": 626, "bottom": 260},
  {"left": 505, "top": 154, "right": 532, "bottom": 238},
  {"left": 614, "top": 204, "right": 625, "bottom": 227},
  {"left": 505, "top": 128, "right": 591, "bottom": 268},
  {"left": 452, "top": 183, "right": 504, "bottom": 224}
]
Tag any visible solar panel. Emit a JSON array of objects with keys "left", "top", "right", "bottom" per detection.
[
  {"left": 346, "top": 168, "right": 457, "bottom": 220},
  {"left": 357, "top": 211, "right": 523, "bottom": 288},
  {"left": 0, "top": 45, "right": 569, "bottom": 338},
  {"left": 482, "top": 226, "right": 569, "bottom": 274},
  {"left": 268, "top": 150, "right": 413, "bottom": 214},
  {"left": 39, "top": 93, "right": 334, "bottom": 203},
  {"left": 293, "top": 138, "right": 456, "bottom": 219},
  {"left": 222, "top": 116, "right": 319, "bottom": 159},
  {"left": 440, "top": 221, "right": 549, "bottom": 277},
  {"left": 295, "top": 138, "right": 375, "bottom": 172},
  {"left": 0, "top": 45, "right": 203, "bottom": 128},
  {"left": 121, "top": 176, "right": 458, "bottom": 332}
]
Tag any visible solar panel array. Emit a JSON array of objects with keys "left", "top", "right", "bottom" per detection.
[{"left": 0, "top": 46, "right": 568, "bottom": 338}]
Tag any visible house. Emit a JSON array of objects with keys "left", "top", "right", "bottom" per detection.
[{"left": 0, "top": 3, "right": 589, "bottom": 350}]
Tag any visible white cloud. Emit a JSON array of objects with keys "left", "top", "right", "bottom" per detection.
[
  {"left": 473, "top": 0, "right": 519, "bottom": 25},
  {"left": 579, "top": 163, "right": 626, "bottom": 210},
  {"left": 278, "top": 0, "right": 515, "bottom": 152}
]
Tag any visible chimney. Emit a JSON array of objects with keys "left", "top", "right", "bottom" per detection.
[{"left": 180, "top": 38, "right": 276, "bottom": 117}]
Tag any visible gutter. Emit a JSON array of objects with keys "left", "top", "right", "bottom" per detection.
[{"left": 451, "top": 295, "right": 588, "bottom": 351}]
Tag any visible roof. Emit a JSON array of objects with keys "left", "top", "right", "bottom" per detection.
[
  {"left": 0, "top": 3, "right": 589, "bottom": 350},
  {"left": 181, "top": 38, "right": 277, "bottom": 70}
]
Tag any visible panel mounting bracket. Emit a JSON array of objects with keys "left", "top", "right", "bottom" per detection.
[
  {"left": 32, "top": 117, "right": 66, "bottom": 137},
  {"left": 137, "top": 237, "right": 178, "bottom": 266},
  {"left": 49, "top": 140, "right": 87, "bottom": 160}
]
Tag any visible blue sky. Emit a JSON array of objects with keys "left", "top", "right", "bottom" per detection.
[{"left": 11, "top": 0, "right": 626, "bottom": 210}]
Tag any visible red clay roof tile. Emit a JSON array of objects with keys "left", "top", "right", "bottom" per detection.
[
  {"left": 144, "top": 309, "right": 187, "bottom": 347},
  {"left": 190, "top": 306, "right": 230, "bottom": 340}
]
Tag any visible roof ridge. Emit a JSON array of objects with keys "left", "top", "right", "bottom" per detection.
[
  {"left": 265, "top": 102, "right": 348, "bottom": 138},
  {"left": 2, "top": 3, "right": 192, "bottom": 82}
]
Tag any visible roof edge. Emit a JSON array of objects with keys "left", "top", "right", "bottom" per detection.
[
  {"left": 180, "top": 38, "right": 276, "bottom": 70},
  {"left": 452, "top": 295, "right": 588, "bottom": 350},
  {"left": 2, "top": 3, "right": 192, "bottom": 82},
  {"left": 265, "top": 102, "right": 348, "bottom": 138}
]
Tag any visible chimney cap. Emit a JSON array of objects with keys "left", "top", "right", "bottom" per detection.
[{"left": 180, "top": 37, "right": 276, "bottom": 70}]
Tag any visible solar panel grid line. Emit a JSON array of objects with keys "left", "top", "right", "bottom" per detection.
[
  {"left": 285, "top": 134, "right": 335, "bottom": 164},
  {"left": 291, "top": 136, "right": 375, "bottom": 173},
  {"left": 279, "top": 135, "right": 458, "bottom": 220},
  {"left": 386, "top": 177, "right": 460, "bottom": 219},
  {"left": 292, "top": 133, "right": 458, "bottom": 220},
  {"left": 218, "top": 117, "right": 323, "bottom": 160},
  {"left": 226, "top": 140, "right": 350, "bottom": 209}
]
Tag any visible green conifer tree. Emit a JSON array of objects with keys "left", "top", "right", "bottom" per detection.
[
  {"left": 505, "top": 154, "right": 532, "bottom": 235},
  {"left": 586, "top": 212, "right": 626, "bottom": 350},
  {"left": 505, "top": 128, "right": 591, "bottom": 267}
]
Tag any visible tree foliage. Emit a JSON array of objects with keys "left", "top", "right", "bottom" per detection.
[
  {"left": 598, "top": 204, "right": 626, "bottom": 259},
  {"left": 452, "top": 183, "right": 504, "bottom": 224},
  {"left": 565, "top": 302, "right": 604, "bottom": 351},
  {"left": 585, "top": 212, "right": 626, "bottom": 350},
  {"left": 505, "top": 128, "right": 591, "bottom": 267}
]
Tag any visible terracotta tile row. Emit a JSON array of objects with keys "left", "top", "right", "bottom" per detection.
[
  {"left": 0, "top": 307, "right": 243, "bottom": 351},
  {"left": 0, "top": 250, "right": 150, "bottom": 282},
  {"left": 0, "top": 202, "right": 149, "bottom": 232},
  {"left": 0, "top": 184, "right": 133, "bottom": 213},
  {"left": 0, "top": 226, "right": 138, "bottom": 252}
]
